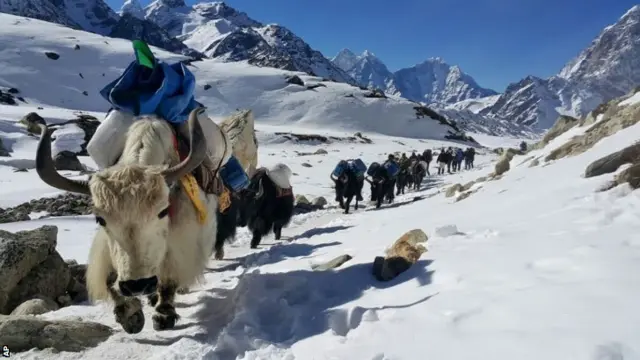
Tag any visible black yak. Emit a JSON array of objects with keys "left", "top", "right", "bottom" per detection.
[
  {"left": 213, "top": 191, "right": 242, "bottom": 260},
  {"left": 239, "top": 163, "right": 294, "bottom": 248},
  {"left": 366, "top": 159, "right": 399, "bottom": 208},
  {"left": 331, "top": 159, "right": 366, "bottom": 214},
  {"left": 410, "top": 159, "right": 428, "bottom": 190}
]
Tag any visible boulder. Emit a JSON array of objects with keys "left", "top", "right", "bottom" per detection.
[
  {"left": 445, "top": 184, "right": 463, "bottom": 198},
  {"left": 10, "top": 296, "right": 59, "bottom": 316},
  {"left": 532, "top": 115, "right": 579, "bottom": 150},
  {"left": 545, "top": 100, "right": 640, "bottom": 162},
  {"left": 372, "top": 229, "right": 428, "bottom": 281},
  {"left": 584, "top": 142, "right": 640, "bottom": 178},
  {"left": 311, "top": 254, "right": 352, "bottom": 271},
  {"left": 615, "top": 163, "right": 640, "bottom": 190},
  {"left": 0, "top": 226, "right": 57, "bottom": 314},
  {"left": 4, "top": 250, "right": 70, "bottom": 314},
  {"left": 19, "top": 112, "right": 46, "bottom": 134},
  {"left": 0, "top": 137, "right": 9, "bottom": 157},
  {"left": 314, "top": 148, "right": 328, "bottom": 155},
  {"left": 44, "top": 51, "right": 60, "bottom": 60},
  {"left": 295, "top": 195, "right": 310, "bottom": 206},
  {"left": 0, "top": 193, "right": 92, "bottom": 223},
  {"left": 53, "top": 151, "right": 85, "bottom": 171},
  {"left": 311, "top": 196, "right": 327, "bottom": 208},
  {"left": 0, "top": 315, "right": 113, "bottom": 352},
  {"left": 285, "top": 75, "right": 304, "bottom": 86},
  {"left": 494, "top": 151, "right": 514, "bottom": 176}
]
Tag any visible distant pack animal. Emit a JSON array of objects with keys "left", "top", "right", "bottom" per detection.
[
  {"left": 331, "top": 159, "right": 366, "bottom": 214},
  {"left": 410, "top": 159, "right": 428, "bottom": 190},
  {"left": 396, "top": 167, "right": 412, "bottom": 195},
  {"left": 239, "top": 163, "right": 295, "bottom": 248},
  {"left": 366, "top": 161, "right": 397, "bottom": 208},
  {"left": 34, "top": 108, "right": 227, "bottom": 334}
]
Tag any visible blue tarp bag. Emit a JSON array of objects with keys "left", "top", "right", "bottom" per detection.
[
  {"left": 348, "top": 158, "right": 367, "bottom": 177},
  {"left": 219, "top": 155, "right": 249, "bottom": 191},
  {"left": 99, "top": 40, "right": 199, "bottom": 124},
  {"left": 332, "top": 160, "right": 348, "bottom": 178},
  {"left": 367, "top": 162, "right": 380, "bottom": 177},
  {"left": 383, "top": 161, "right": 400, "bottom": 177}
]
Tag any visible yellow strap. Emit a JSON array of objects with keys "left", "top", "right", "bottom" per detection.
[
  {"left": 179, "top": 173, "right": 207, "bottom": 224},
  {"left": 218, "top": 188, "right": 231, "bottom": 213}
]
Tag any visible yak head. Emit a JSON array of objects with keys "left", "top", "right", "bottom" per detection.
[{"left": 35, "top": 108, "right": 208, "bottom": 297}]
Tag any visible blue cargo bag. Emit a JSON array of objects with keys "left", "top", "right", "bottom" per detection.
[
  {"left": 348, "top": 158, "right": 367, "bottom": 177},
  {"left": 367, "top": 162, "right": 381, "bottom": 177},
  {"left": 383, "top": 161, "right": 400, "bottom": 177},
  {"left": 219, "top": 155, "right": 249, "bottom": 191},
  {"left": 332, "top": 160, "right": 348, "bottom": 178}
]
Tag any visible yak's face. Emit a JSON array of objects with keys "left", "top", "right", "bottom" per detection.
[{"left": 91, "top": 165, "right": 172, "bottom": 297}]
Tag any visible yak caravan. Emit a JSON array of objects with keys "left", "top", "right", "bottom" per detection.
[{"left": 1, "top": 5, "right": 640, "bottom": 359}]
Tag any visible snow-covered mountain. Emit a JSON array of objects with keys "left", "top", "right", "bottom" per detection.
[
  {"left": 0, "top": 0, "right": 201, "bottom": 57},
  {"left": 142, "top": 0, "right": 355, "bottom": 84},
  {"left": 331, "top": 49, "right": 395, "bottom": 90},
  {"left": 482, "top": 5, "right": 640, "bottom": 129},
  {"left": 331, "top": 50, "right": 498, "bottom": 105}
]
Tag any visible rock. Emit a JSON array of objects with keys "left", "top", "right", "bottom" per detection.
[
  {"left": 0, "top": 90, "right": 17, "bottom": 105},
  {"left": 0, "top": 226, "right": 58, "bottom": 313},
  {"left": 10, "top": 297, "right": 59, "bottom": 316},
  {"left": 301, "top": 162, "right": 312, "bottom": 168},
  {"left": 532, "top": 115, "right": 579, "bottom": 150},
  {"left": 306, "top": 83, "right": 326, "bottom": 90},
  {"left": 545, "top": 99, "right": 640, "bottom": 162},
  {"left": 7, "top": 88, "right": 19, "bottom": 94},
  {"left": 494, "top": 151, "right": 514, "bottom": 176},
  {"left": 5, "top": 251, "right": 71, "bottom": 314},
  {"left": 445, "top": 184, "right": 463, "bottom": 198},
  {"left": 19, "top": 112, "right": 46, "bottom": 134},
  {"left": 372, "top": 229, "right": 428, "bottom": 282},
  {"left": 364, "top": 89, "right": 387, "bottom": 98},
  {"left": 295, "top": 195, "right": 310, "bottom": 206},
  {"left": 475, "top": 176, "right": 487, "bottom": 182},
  {"left": 204, "top": 84, "right": 212, "bottom": 90},
  {"left": 462, "top": 181, "right": 475, "bottom": 191},
  {"left": 311, "top": 254, "right": 352, "bottom": 271},
  {"left": 68, "top": 263, "right": 87, "bottom": 285},
  {"left": 529, "top": 158, "right": 540, "bottom": 167},
  {"left": 53, "top": 151, "right": 85, "bottom": 171},
  {"left": 311, "top": 196, "right": 327, "bottom": 208},
  {"left": 314, "top": 148, "right": 328, "bottom": 155},
  {"left": 0, "top": 138, "right": 9, "bottom": 157},
  {"left": 73, "top": 44, "right": 80, "bottom": 50},
  {"left": 584, "top": 143, "right": 640, "bottom": 178},
  {"left": 0, "top": 193, "right": 92, "bottom": 223},
  {"left": 0, "top": 315, "right": 113, "bottom": 352},
  {"left": 82, "top": 91, "right": 88, "bottom": 96},
  {"left": 285, "top": 75, "right": 304, "bottom": 86},
  {"left": 44, "top": 52, "right": 60, "bottom": 60},
  {"left": 615, "top": 163, "right": 640, "bottom": 190},
  {"left": 456, "top": 190, "right": 476, "bottom": 202}
]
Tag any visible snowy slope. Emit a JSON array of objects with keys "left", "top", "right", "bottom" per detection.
[
  {"left": 0, "top": 13, "right": 479, "bottom": 141},
  {"left": 484, "top": 5, "right": 640, "bottom": 130},
  {"left": 445, "top": 94, "right": 500, "bottom": 114},
  {"left": 143, "top": 0, "right": 355, "bottom": 84},
  {"left": 331, "top": 50, "right": 498, "bottom": 105},
  {"left": 3, "top": 77, "right": 640, "bottom": 360}
]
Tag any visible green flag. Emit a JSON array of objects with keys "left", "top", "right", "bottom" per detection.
[{"left": 132, "top": 40, "right": 155, "bottom": 69}]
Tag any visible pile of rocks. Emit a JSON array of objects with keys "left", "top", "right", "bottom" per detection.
[
  {"left": 0, "top": 226, "right": 112, "bottom": 353},
  {"left": 0, "top": 193, "right": 92, "bottom": 224}
]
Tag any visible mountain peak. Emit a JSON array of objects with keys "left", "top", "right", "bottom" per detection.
[
  {"left": 119, "top": 0, "right": 144, "bottom": 19},
  {"left": 622, "top": 4, "right": 640, "bottom": 19},
  {"left": 332, "top": 49, "right": 360, "bottom": 71},
  {"left": 361, "top": 49, "right": 375, "bottom": 58},
  {"left": 160, "top": 0, "right": 186, "bottom": 8}
]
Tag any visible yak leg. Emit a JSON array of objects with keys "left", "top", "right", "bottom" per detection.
[
  {"left": 250, "top": 229, "right": 263, "bottom": 248},
  {"left": 152, "top": 281, "right": 179, "bottom": 331},
  {"left": 107, "top": 272, "right": 145, "bottom": 334},
  {"left": 273, "top": 220, "right": 285, "bottom": 240},
  {"left": 344, "top": 195, "right": 353, "bottom": 214}
]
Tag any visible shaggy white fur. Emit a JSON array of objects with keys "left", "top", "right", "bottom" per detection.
[{"left": 266, "top": 163, "right": 293, "bottom": 189}]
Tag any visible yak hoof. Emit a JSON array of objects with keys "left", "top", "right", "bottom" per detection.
[
  {"left": 214, "top": 248, "right": 224, "bottom": 260},
  {"left": 147, "top": 293, "right": 159, "bottom": 307},
  {"left": 153, "top": 312, "right": 178, "bottom": 331},
  {"left": 115, "top": 301, "right": 145, "bottom": 334}
]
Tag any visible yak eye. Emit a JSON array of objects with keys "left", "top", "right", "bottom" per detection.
[
  {"left": 95, "top": 216, "right": 106, "bottom": 226},
  {"left": 158, "top": 207, "right": 170, "bottom": 219}
]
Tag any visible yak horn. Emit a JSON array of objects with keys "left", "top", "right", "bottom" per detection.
[
  {"left": 162, "top": 107, "right": 208, "bottom": 184},
  {"left": 35, "top": 124, "right": 91, "bottom": 195}
]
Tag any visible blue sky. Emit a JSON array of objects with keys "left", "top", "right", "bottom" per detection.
[{"left": 107, "top": 0, "right": 637, "bottom": 92}]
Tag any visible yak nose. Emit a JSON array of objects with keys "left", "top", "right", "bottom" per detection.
[{"left": 119, "top": 276, "right": 158, "bottom": 297}]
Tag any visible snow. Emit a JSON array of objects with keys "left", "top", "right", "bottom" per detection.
[
  {"left": 2, "top": 11, "right": 640, "bottom": 360},
  {"left": 619, "top": 92, "right": 640, "bottom": 107}
]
